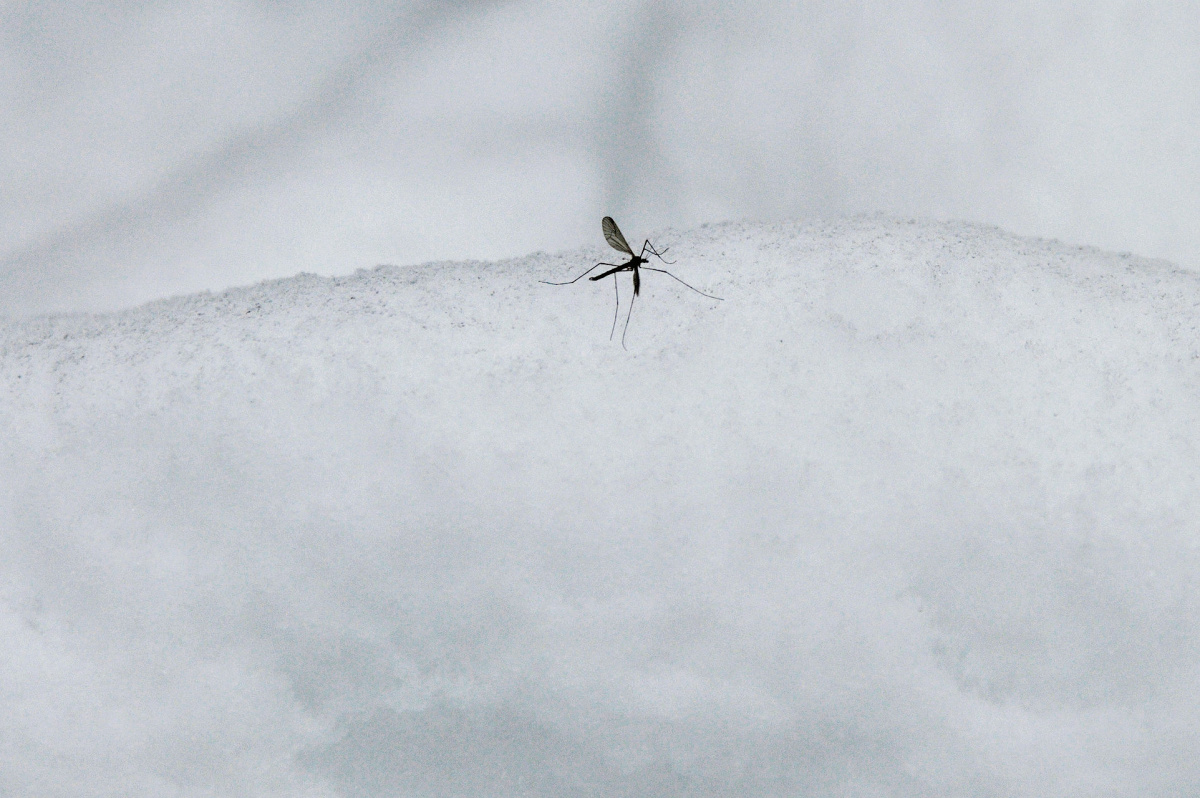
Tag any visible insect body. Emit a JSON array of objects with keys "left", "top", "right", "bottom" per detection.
[{"left": 541, "top": 217, "right": 721, "bottom": 348}]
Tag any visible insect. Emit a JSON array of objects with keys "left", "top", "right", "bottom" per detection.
[{"left": 541, "top": 217, "right": 722, "bottom": 348}]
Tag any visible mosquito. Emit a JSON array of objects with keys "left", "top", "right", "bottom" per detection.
[{"left": 540, "top": 217, "right": 722, "bottom": 348}]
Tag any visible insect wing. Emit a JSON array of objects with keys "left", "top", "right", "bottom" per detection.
[{"left": 602, "top": 216, "right": 634, "bottom": 254}]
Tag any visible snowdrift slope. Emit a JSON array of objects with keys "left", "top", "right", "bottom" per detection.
[{"left": 4, "top": 217, "right": 1200, "bottom": 796}]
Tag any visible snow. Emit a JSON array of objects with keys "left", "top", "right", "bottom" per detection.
[{"left": 3, "top": 216, "right": 1200, "bottom": 796}]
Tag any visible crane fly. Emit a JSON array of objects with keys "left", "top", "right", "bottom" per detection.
[{"left": 540, "top": 217, "right": 722, "bottom": 348}]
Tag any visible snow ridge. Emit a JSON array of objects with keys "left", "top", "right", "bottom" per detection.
[{"left": 4, "top": 217, "right": 1200, "bottom": 797}]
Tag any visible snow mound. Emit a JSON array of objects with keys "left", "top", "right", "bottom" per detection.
[{"left": 4, "top": 217, "right": 1200, "bottom": 796}]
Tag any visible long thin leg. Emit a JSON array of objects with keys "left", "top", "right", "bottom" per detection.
[
  {"left": 640, "top": 240, "right": 675, "bottom": 265},
  {"left": 540, "top": 262, "right": 621, "bottom": 286},
  {"left": 640, "top": 266, "right": 723, "bottom": 300},
  {"left": 620, "top": 285, "right": 636, "bottom": 349},
  {"left": 609, "top": 275, "right": 620, "bottom": 340}
]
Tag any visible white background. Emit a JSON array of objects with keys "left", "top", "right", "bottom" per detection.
[{"left": 3, "top": 0, "right": 1199, "bottom": 313}]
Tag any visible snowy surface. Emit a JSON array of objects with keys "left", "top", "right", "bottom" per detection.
[{"left": 4, "top": 216, "right": 1200, "bottom": 796}]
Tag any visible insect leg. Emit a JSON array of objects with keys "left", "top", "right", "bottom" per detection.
[
  {"left": 540, "top": 262, "right": 619, "bottom": 286},
  {"left": 640, "top": 240, "right": 676, "bottom": 265},
  {"left": 620, "top": 284, "right": 636, "bottom": 350},
  {"left": 609, "top": 275, "right": 620, "bottom": 340},
  {"left": 640, "top": 266, "right": 723, "bottom": 300}
]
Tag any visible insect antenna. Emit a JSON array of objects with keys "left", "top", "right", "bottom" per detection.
[{"left": 639, "top": 266, "right": 723, "bottom": 300}]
